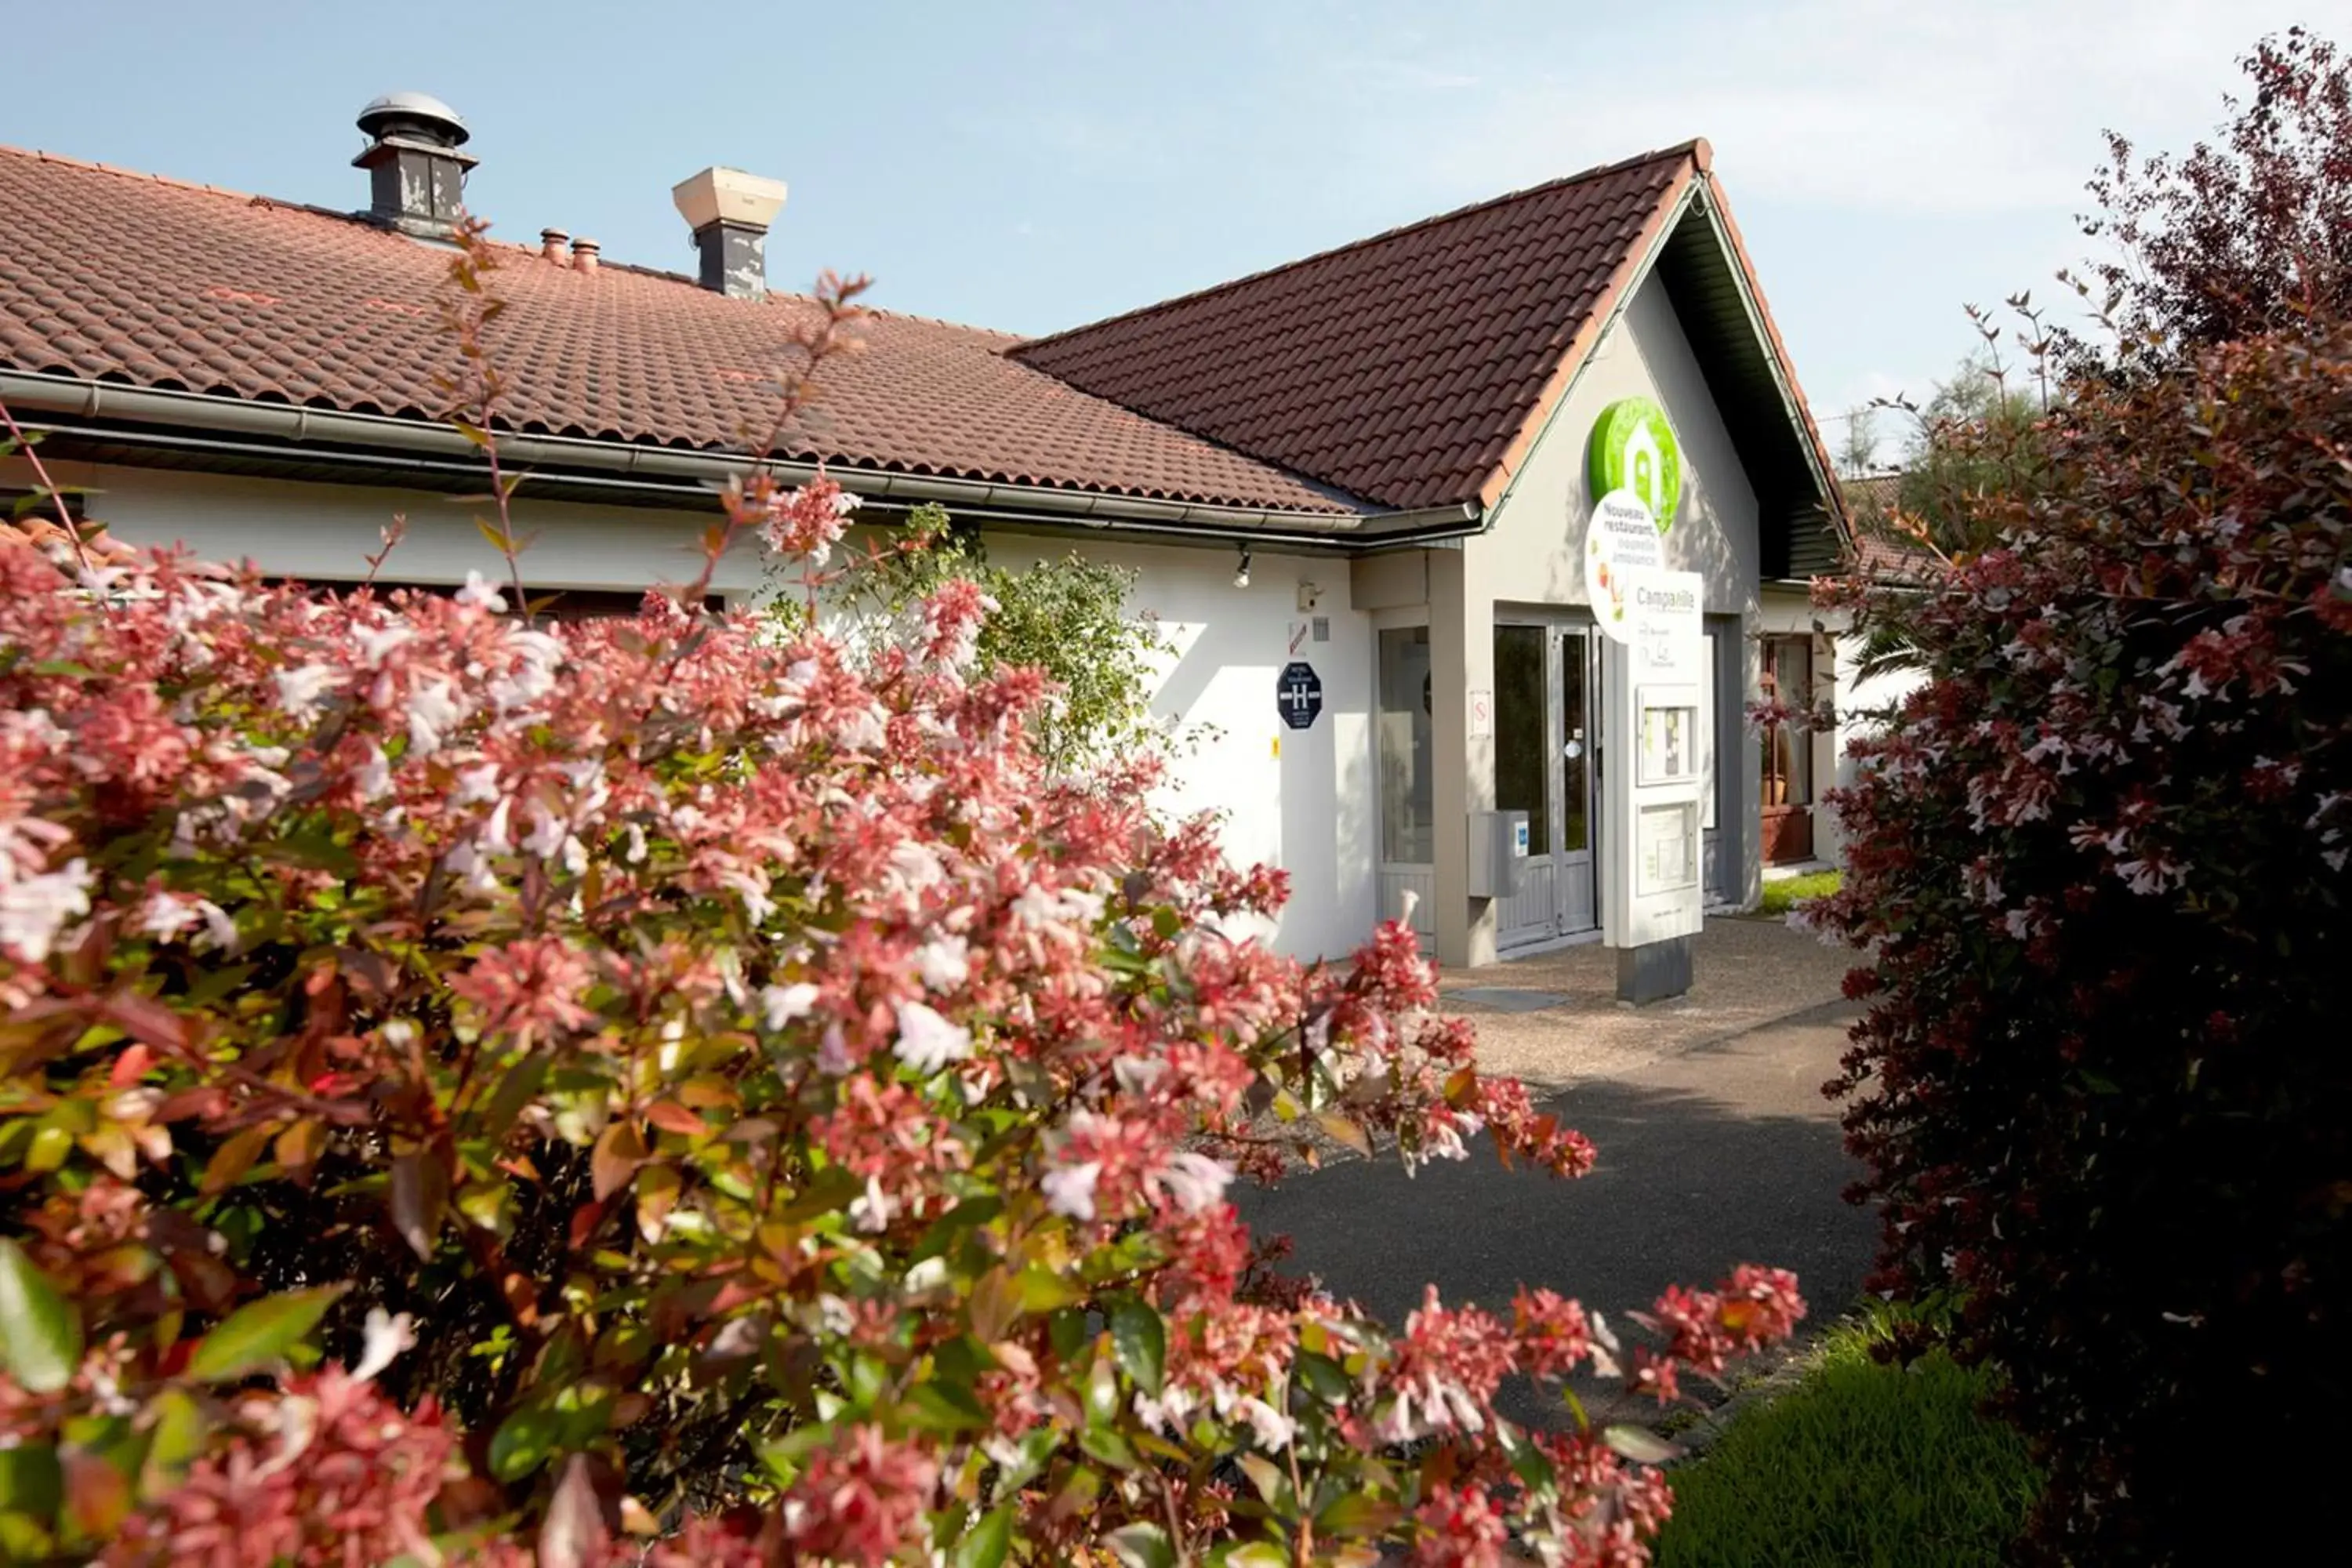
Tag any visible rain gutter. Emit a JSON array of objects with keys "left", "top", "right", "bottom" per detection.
[{"left": 0, "top": 370, "right": 1485, "bottom": 554}]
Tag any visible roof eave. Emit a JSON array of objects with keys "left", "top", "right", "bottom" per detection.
[
  {"left": 0, "top": 368, "right": 1478, "bottom": 550},
  {"left": 1686, "top": 172, "right": 1846, "bottom": 543}
]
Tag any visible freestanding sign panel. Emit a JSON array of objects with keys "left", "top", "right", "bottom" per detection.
[{"left": 1599, "top": 566, "right": 1706, "bottom": 980}]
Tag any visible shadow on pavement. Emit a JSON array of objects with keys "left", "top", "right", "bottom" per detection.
[{"left": 1232, "top": 1071, "right": 1876, "bottom": 1428}]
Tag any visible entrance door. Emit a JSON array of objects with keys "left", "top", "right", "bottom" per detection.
[
  {"left": 1555, "top": 627, "right": 1598, "bottom": 934},
  {"left": 1494, "top": 623, "right": 1599, "bottom": 949}
]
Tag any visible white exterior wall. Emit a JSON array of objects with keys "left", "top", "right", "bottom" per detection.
[
  {"left": 16, "top": 461, "right": 775, "bottom": 601},
  {"left": 1759, "top": 585, "right": 1926, "bottom": 867},
  {"left": 7, "top": 455, "right": 1377, "bottom": 963},
  {"left": 983, "top": 536, "right": 1377, "bottom": 961},
  {"left": 1429, "top": 270, "right": 1766, "bottom": 965}
]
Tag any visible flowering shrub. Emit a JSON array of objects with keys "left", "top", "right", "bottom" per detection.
[
  {"left": 0, "top": 441, "right": 1800, "bottom": 1557},
  {"left": 1810, "top": 309, "right": 2352, "bottom": 1561}
]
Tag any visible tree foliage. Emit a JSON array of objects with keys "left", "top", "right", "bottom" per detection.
[
  {"left": 802, "top": 504, "right": 1182, "bottom": 778},
  {"left": 2080, "top": 26, "right": 2352, "bottom": 358}
]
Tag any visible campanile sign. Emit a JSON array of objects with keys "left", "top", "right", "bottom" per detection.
[{"left": 1582, "top": 397, "right": 1704, "bottom": 1002}]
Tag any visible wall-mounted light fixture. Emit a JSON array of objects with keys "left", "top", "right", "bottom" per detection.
[{"left": 1233, "top": 545, "right": 1252, "bottom": 590}]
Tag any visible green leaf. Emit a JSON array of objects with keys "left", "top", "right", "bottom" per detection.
[
  {"left": 1560, "top": 1384, "right": 1590, "bottom": 1432},
  {"left": 258, "top": 833, "right": 359, "bottom": 878},
  {"left": 0, "top": 1445, "right": 61, "bottom": 1516},
  {"left": 140, "top": 1390, "right": 208, "bottom": 1498},
  {"left": 1602, "top": 1424, "right": 1681, "bottom": 1465},
  {"left": 1294, "top": 1349, "right": 1350, "bottom": 1403},
  {"left": 1017, "top": 1265, "right": 1081, "bottom": 1314},
  {"left": 988, "top": 1426, "right": 1060, "bottom": 1503},
  {"left": 1236, "top": 1452, "right": 1287, "bottom": 1508},
  {"left": 1047, "top": 1308, "right": 1089, "bottom": 1363},
  {"left": 1105, "top": 1522, "right": 1176, "bottom": 1568},
  {"left": 186, "top": 1286, "right": 345, "bottom": 1382},
  {"left": 949, "top": 1504, "right": 1013, "bottom": 1568},
  {"left": 1316, "top": 1491, "right": 1402, "bottom": 1536},
  {"left": 477, "top": 1051, "right": 551, "bottom": 1142},
  {"left": 0, "top": 1240, "right": 82, "bottom": 1393},
  {"left": 1214, "top": 1545, "right": 1290, "bottom": 1568},
  {"left": 903, "top": 1380, "right": 989, "bottom": 1434},
  {"left": 1078, "top": 1425, "right": 1138, "bottom": 1470},
  {"left": 1109, "top": 1297, "right": 1166, "bottom": 1397},
  {"left": 488, "top": 1403, "right": 563, "bottom": 1483}
]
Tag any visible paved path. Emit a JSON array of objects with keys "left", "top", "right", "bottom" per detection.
[{"left": 1233, "top": 920, "right": 1875, "bottom": 1427}]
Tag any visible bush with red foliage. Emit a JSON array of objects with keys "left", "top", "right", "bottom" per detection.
[
  {"left": 2080, "top": 27, "right": 2352, "bottom": 359},
  {"left": 1813, "top": 303, "right": 2352, "bottom": 1560}
]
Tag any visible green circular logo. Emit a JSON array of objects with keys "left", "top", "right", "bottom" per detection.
[{"left": 1587, "top": 397, "right": 1682, "bottom": 535}]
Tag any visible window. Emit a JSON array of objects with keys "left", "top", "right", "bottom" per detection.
[
  {"left": 1759, "top": 635, "right": 1813, "bottom": 808},
  {"left": 1377, "top": 626, "right": 1436, "bottom": 863},
  {"left": 1494, "top": 626, "right": 1552, "bottom": 856}
]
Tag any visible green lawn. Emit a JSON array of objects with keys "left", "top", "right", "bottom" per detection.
[
  {"left": 1655, "top": 1323, "right": 2038, "bottom": 1568},
  {"left": 1758, "top": 869, "right": 1841, "bottom": 918}
]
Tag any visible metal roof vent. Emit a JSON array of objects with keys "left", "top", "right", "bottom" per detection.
[
  {"left": 673, "top": 167, "right": 787, "bottom": 299},
  {"left": 355, "top": 92, "right": 477, "bottom": 238}
]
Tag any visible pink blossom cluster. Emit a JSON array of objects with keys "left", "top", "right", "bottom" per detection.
[{"left": 0, "top": 474, "right": 1798, "bottom": 1565}]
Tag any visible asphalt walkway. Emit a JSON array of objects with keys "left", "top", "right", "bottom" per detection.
[{"left": 1233, "top": 917, "right": 1876, "bottom": 1428}]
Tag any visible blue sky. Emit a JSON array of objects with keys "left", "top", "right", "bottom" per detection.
[{"left": 4, "top": 1, "right": 2325, "bottom": 465}]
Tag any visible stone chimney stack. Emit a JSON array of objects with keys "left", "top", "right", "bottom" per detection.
[{"left": 672, "top": 167, "right": 787, "bottom": 299}]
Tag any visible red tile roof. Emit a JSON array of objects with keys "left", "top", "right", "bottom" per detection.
[
  {"left": 0, "top": 146, "right": 1349, "bottom": 516},
  {"left": 1011, "top": 145, "right": 1700, "bottom": 511},
  {"left": 1840, "top": 473, "right": 1936, "bottom": 580}
]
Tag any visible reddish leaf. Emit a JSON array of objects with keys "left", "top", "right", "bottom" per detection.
[
  {"left": 568, "top": 1198, "right": 611, "bottom": 1250},
  {"left": 1314, "top": 1112, "right": 1373, "bottom": 1157},
  {"left": 390, "top": 1149, "right": 448, "bottom": 1261},
  {"left": 591, "top": 1121, "right": 648, "bottom": 1201},
  {"left": 273, "top": 1118, "right": 325, "bottom": 1186},
  {"left": 198, "top": 1124, "right": 272, "bottom": 1196},
  {"left": 97, "top": 991, "right": 188, "bottom": 1053},
  {"left": 62, "top": 1449, "right": 129, "bottom": 1540},
  {"left": 643, "top": 1100, "right": 706, "bottom": 1138}
]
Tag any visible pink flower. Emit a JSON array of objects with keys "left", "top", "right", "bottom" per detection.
[
  {"left": 0, "top": 857, "right": 91, "bottom": 962},
  {"left": 1042, "top": 1160, "right": 1103, "bottom": 1221},
  {"left": 891, "top": 1000, "right": 971, "bottom": 1075}
]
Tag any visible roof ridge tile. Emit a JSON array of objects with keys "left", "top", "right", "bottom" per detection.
[{"left": 1010, "top": 141, "right": 1697, "bottom": 359}]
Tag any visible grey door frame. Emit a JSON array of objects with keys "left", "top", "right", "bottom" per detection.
[{"left": 1495, "top": 614, "right": 1600, "bottom": 949}]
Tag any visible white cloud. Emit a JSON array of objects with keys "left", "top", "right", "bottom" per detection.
[{"left": 1398, "top": 0, "right": 2313, "bottom": 215}]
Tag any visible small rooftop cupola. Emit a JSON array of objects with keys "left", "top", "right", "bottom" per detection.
[
  {"left": 354, "top": 93, "right": 477, "bottom": 238},
  {"left": 672, "top": 167, "right": 787, "bottom": 299}
]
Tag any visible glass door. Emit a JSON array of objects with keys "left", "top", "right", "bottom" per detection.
[
  {"left": 1555, "top": 628, "right": 1598, "bottom": 934},
  {"left": 1494, "top": 623, "right": 1601, "bottom": 949},
  {"left": 1493, "top": 625, "right": 1556, "bottom": 946}
]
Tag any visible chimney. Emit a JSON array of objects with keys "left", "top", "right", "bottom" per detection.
[
  {"left": 570, "top": 238, "right": 601, "bottom": 275},
  {"left": 671, "top": 167, "right": 787, "bottom": 299},
  {"left": 354, "top": 93, "right": 476, "bottom": 238},
  {"left": 539, "top": 227, "right": 569, "bottom": 263}
]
